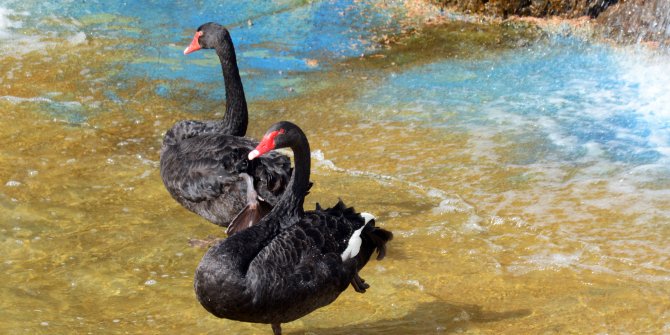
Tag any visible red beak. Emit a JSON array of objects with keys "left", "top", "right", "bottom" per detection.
[
  {"left": 184, "top": 31, "right": 203, "bottom": 55},
  {"left": 248, "top": 129, "right": 284, "bottom": 160}
]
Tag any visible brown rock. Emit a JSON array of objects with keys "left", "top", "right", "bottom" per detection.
[
  {"left": 433, "top": 0, "right": 617, "bottom": 18},
  {"left": 597, "top": 0, "right": 670, "bottom": 45},
  {"left": 431, "top": 0, "right": 669, "bottom": 45}
]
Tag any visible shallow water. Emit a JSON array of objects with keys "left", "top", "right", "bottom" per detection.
[{"left": 2, "top": 0, "right": 670, "bottom": 334}]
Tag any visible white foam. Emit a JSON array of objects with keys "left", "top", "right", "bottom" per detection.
[
  {"left": 311, "top": 149, "right": 478, "bottom": 218},
  {"left": 311, "top": 149, "right": 336, "bottom": 169},
  {"left": 462, "top": 215, "right": 485, "bottom": 233},
  {"left": 405, "top": 279, "right": 424, "bottom": 291},
  {"left": 67, "top": 31, "right": 87, "bottom": 45},
  {"left": 0, "top": 7, "right": 21, "bottom": 38},
  {"left": 0, "top": 7, "right": 87, "bottom": 56},
  {"left": 0, "top": 8, "right": 45, "bottom": 57},
  {"left": 508, "top": 251, "right": 582, "bottom": 275},
  {"left": 1, "top": 95, "right": 52, "bottom": 103},
  {"left": 432, "top": 197, "right": 473, "bottom": 214},
  {"left": 5, "top": 180, "right": 21, "bottom": 187},
  {"left": 617, "top": 50, "right": 670, "bottom": 157},
  {"left": 0, "top": 95, "right": 85, "bottom": 114}
]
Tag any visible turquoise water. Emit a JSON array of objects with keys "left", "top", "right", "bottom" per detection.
[
  {"left": 3, "top": 0, "right": 404, "bottom": 100},
  {"left": 353, "top": 37, "right": 666, "bottom": 164},
  {"left": 2, "top": 0, "right": 670, "bottom": 333}
]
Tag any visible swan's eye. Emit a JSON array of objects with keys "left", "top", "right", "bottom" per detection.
[
  {"left": 184, "top": 31, "right": 205, "bottom": 55},
  {"left": 262, "top": 129, "right": 284, "bottom": 142},
  {"left": 263, "top": 128, "right": 285, "bottom": 145}
]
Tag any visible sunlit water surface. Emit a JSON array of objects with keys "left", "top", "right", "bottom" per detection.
[{"left": 1, "top": 0, "right": 669, "bottom": 334}]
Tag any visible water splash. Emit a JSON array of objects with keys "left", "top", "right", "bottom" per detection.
[{"left": 351, "top": 36, "right": 668, "bottom": 165}]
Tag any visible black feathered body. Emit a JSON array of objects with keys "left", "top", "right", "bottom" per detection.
[
  {"left": 194, "top": 200, "right": 391, "bottom": 324},
  {"left": 160, "top": 125, "right": 291, "bottom": 226},
  {"left": 160, "top": 23, "right": 293, "bottom": 227},
  {"left": 192, "top": 121, "right": 392, "bottom": 333}
]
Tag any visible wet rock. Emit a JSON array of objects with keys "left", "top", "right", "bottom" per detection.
[
  {"left": 597, "top": 0, "right": 670, "bottom": 45},
  {"left": 432, "top": 0, "right": 669, "bottom": 45},
  {"left": 433, "top": 0, "right": 617, "bottom": 18}
]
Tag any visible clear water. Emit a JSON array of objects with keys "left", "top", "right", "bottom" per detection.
[{"left": 2, "top": 0, "right": 670, "bottom": 334}]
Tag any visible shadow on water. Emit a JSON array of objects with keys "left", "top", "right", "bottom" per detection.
[{"left": 300, "top": 300, "right": 532, "bottom": 334}]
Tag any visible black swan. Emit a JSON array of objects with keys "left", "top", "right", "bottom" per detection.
[
  {"left": 160, "top": 23, "right": 291, "bottom": 230},
  {"left": 194, "top": 121, "right": 393, "bottom": 334}
]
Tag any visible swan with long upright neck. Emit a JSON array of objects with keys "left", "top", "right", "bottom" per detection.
[
  {"left": 183, "top": 22, "right": 247, "bottom": 136},
  {"left": 160, "top": 23, "right": 291, "bottom": 229},
  {"left": 194, "top": 121, "right": 393, "bottom": 334}
]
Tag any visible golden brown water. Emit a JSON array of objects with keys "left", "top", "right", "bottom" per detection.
[{"left": 2, "top": 3, "right": 670, "bottom": 334}]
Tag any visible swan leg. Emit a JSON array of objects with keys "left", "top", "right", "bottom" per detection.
[
  {"left": 240, "top": 173, "right": 259, "bottom": 203},
  {"left": 271, "top": 323, "right": 282, "bottom": 335},
  {"left": 350, "top": 272, "right": 370, "bottom": 293}
]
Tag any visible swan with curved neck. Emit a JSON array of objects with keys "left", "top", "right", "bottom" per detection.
[
  {"left": 160, "top": 23, "right": 291, "bottom": 229},
  {"left": 194, "top": 121, "right": 393, "bottom": 334}
]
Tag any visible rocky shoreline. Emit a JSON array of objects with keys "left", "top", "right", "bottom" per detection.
[
  {"left": 425, "top": 0, "right": 669, "bottom": 46},
  {"left": 432, "top": 0, "right": 615, "bottom": 18}
]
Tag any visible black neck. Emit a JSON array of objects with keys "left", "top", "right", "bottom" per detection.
[
  {"left": 215, "top": 33, "right": 248, "bottom": 137},
  {"left": 268, "top": 127, "right": 311, "bottom": 228},
  {"left": 208, "top": 124, "right": 310, "bottom": 275}
]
